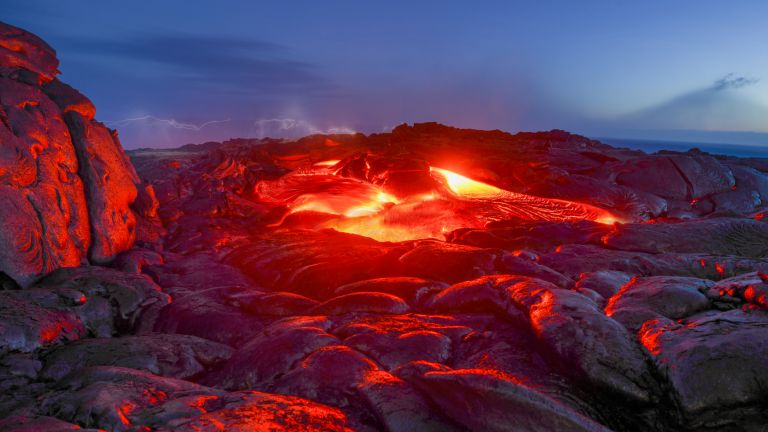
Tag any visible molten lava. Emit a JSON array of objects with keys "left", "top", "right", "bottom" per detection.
[
  {"left": 255, "top": 160, "right": 619, "bottom": 242},
  {"left": 431, "top": 167, "right": 502, "bottom": 197}
]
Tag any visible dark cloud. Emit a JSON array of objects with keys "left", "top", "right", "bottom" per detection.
[
  {"left": 56, "top": 33, "right": 334, "bottom": 96},
  {"left": 611, "top": 73, "right": 767, "bottom": 133},
  {"left": 712, "top": 73, "right": 759, "bottom": 91}
]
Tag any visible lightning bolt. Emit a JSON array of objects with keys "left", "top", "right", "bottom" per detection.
[
  {"left": 252, "top": 118, "right": 354, "bottom": 137},
  {"left": 105, "top": 115, "right": 231, "bottom": 131}
]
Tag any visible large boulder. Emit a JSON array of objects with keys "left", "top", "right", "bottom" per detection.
[
  {"left": 608, "top": 154, "right": 734, "bottom": 201},
  {"left": 0, "top": 75, "right": 89, "bottom": 286},
  {"left": 37, "top": 366, "right": 354, "bottom": 432},
  {"left": 0, "top": 22, "right": 58, "bottom": 82},
  {"left": 40, "top": 333, "right": 233, "bottom": 381},
  {"left": 0, "top": 21, "right": 139, "bottom": 286},
  {"left": 0, "top": 290, "right": 85, "bottom": 353},
  {"left": 409, "top": 367, "right": 611, "bottom": 432},
  {"left": 65, "top": 112, "right": 139, "bottom": 263},
  {"left": 640, "top": 310, "right": 768, "bottom": 429},
  {"left": 605, "top": 276, "right": 712, "bottom": 331},
  {"left": 34, "top": 266, "right": 171, "bottom": 335}
]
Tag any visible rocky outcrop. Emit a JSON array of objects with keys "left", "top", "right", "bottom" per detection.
[
  {"left": 0, "top": 21, "right": 139, "bottom": 286},
  {"left": 65, "top": 111, "right": 139, "bottom": 264},
  {"left": 640, "top": 310, "right": 768, "bottom": 429},
  {"left": 37, "top": 366, "right": 354, "bottom": 431}
]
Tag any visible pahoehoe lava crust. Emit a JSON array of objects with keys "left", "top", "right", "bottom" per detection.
[{"left": 2, "top": 20, "right": 768, "bottom": 432}]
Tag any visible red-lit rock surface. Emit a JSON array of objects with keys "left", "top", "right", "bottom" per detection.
[
  {"left": 0, "top": 21, "right": 141, "bottom": 287},
  {"left": 3, "top": 22, "right": 768, "bottom": 432}
]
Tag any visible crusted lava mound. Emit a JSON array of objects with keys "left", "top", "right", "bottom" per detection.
[
  {"left": 0, "top": 22, "right": 153, "bottom": 287},
  {"left": 3, "top": 22, "right": 768, "bottom": 432}
]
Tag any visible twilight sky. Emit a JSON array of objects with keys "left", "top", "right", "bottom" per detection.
[{"left": 4, "top": 1, "right": 768, "bottom": 148}]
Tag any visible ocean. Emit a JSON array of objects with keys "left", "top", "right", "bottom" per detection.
[{"left": 595, "top": 137, "right": 768, "bottom": 159}]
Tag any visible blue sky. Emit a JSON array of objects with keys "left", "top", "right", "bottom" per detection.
[{"left": 4, "top": 1, "right": 768, "bottom": 148}]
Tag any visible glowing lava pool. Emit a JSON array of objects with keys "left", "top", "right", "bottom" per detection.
[{"left": 255, "top": 158, "right": 619, "bottom": 242}]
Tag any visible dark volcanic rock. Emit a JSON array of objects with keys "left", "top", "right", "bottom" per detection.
[
  {"left": 712, "top": 164, "right": 768, "bottom": 215},
  {"left": 356, "top": 370, "right": 462, "bottom": 432},
  {"left": 34, "top": 266, "right": 170, "bottom": 335},
  {"left": 612, "top": 156, "right": 690, "bottom": 200},
  {"left": 424, "top": 275, "right": 529, "bottom": 320},
  {"left": 509, "top": 280, "right": 656, "bottom": 403},
  {"left": 345, "top": 327, "right": 453, "bottom": 370},
  {"left": 65, "top": 112, "right": 139, "bottom": 264},
  {"left": 40, "top": 333, "right": 233, "bottom": 381},
  {"left": 226, "top": 230, "right": 409, "bottom": 298},
  {"left": 204, "top": 321, "right": 339, "bottom": 390},
  {"left": 119, "top": 122, "right": 768, "bottom": 430},
  {"left": 640, "top": 309, "right": 768, "bottom": 429},
  {"left": 0, "top": 22, "right": 58, "bottom": 82},
  {"left": 333, "top": 277, "right": 448, "bottom": 307},
  {"left": 399, "top": 240, "right": 570, "bottom": 286},
  {"left": 310, "top": 292, "right": 411, "bottom": 315},
  {"left": 231, "top": 290, "right": 320, "bottom": 316},
  {"left": 603, "top": 218, "right": 768, "bottom": 257},
  {"left": 0, "top": 75, "right": 90, "bottom": 287},
  {"left": 0, "top": 291, "right": 85, "bottom": 353},
  {"left": 39, "top": 366, "right": 215, "bottom": 430},
  {"left": 271, "top": 345, "right": 379, "bottom": 406},
  {"left": 42, "top": 79, "right": 96, "bottom": 119},
  {"left": 153, "top": 291, "right": 265, "bottom": 346},
  {"left": 144, "top": 390, "right": 355, "bottom": 432},
  {"left": 0, "top": 415, "right": 88, "bottom": 432},
  {"left": 398, "top": 241, "right": 500, "bottom": 283},
  {"left": 526, "top": 174, "right": 669, "bottom": 220},
  {"left": 606, "top": 276, "right": 712, "bottom": 331},
  {"left": 37, "top": 366, "right": 354, "bottom": 432},
  {"left": 575, "top": 270, "right": 632, "bottom": 299},
  {"left": 539, "top": 243, "right": 768, "bottom": 280},
  {"left": 609, "top": 154, "right": 735, "bottom": 201},
  {"left": 410, "top": 368, "right": 611, "bottom": 432},
  {"left": 448, "top": 219, "right": 612, "bottom": 252},
  {"left": 0, "top": 21, "right": 139, "bottom": 286},
  {"left": 6, "top": 21, "right": 768, "bottom": 432},
  {"left": 707, "top": 271, "right": 768, "bottom": 310}
]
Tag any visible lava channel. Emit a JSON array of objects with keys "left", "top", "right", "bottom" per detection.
[{"left": 254, "top": 161, "right": 619, "bottom": 242}]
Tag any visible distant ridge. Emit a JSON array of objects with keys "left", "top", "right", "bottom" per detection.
[{"left": 597, "top": 137, "right": 768, "bottom": 158}]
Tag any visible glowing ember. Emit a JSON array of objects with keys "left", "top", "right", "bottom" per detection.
[{"left": 255, "top": 160, "right": 620, "bottom": 241}]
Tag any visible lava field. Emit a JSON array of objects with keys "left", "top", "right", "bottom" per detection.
[{"left": 2, "top": 20, "right": 768, "bottom": 432}]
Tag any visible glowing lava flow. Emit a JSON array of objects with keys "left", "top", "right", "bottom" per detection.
[
  {"left": 255, "top": 162, "right": 619, "bottom": 242},
  {"left": 431, "top": 167, "right": 502, "bottom": 197},
  {"left": 430, "top": 167, "right": 618, "bottom": 225}
]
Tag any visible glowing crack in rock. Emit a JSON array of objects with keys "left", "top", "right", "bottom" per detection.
[{"left": 255, "top": 161, "right": 619, "bottom": 242}]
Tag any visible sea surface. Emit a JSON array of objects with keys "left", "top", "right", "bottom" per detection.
[{"left": 596, "top": 137, "right": 768, "bottom": 159}]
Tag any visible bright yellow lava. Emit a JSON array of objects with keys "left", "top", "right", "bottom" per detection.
[
  {"left": 261, "top": 161, "right": 622, "bottom": 242},
  {"left": 313, "top": 160, "right": 341, "bottom": 167},
  {"left": 431, "top": 167, "right": 502, "bottom": 197}
]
